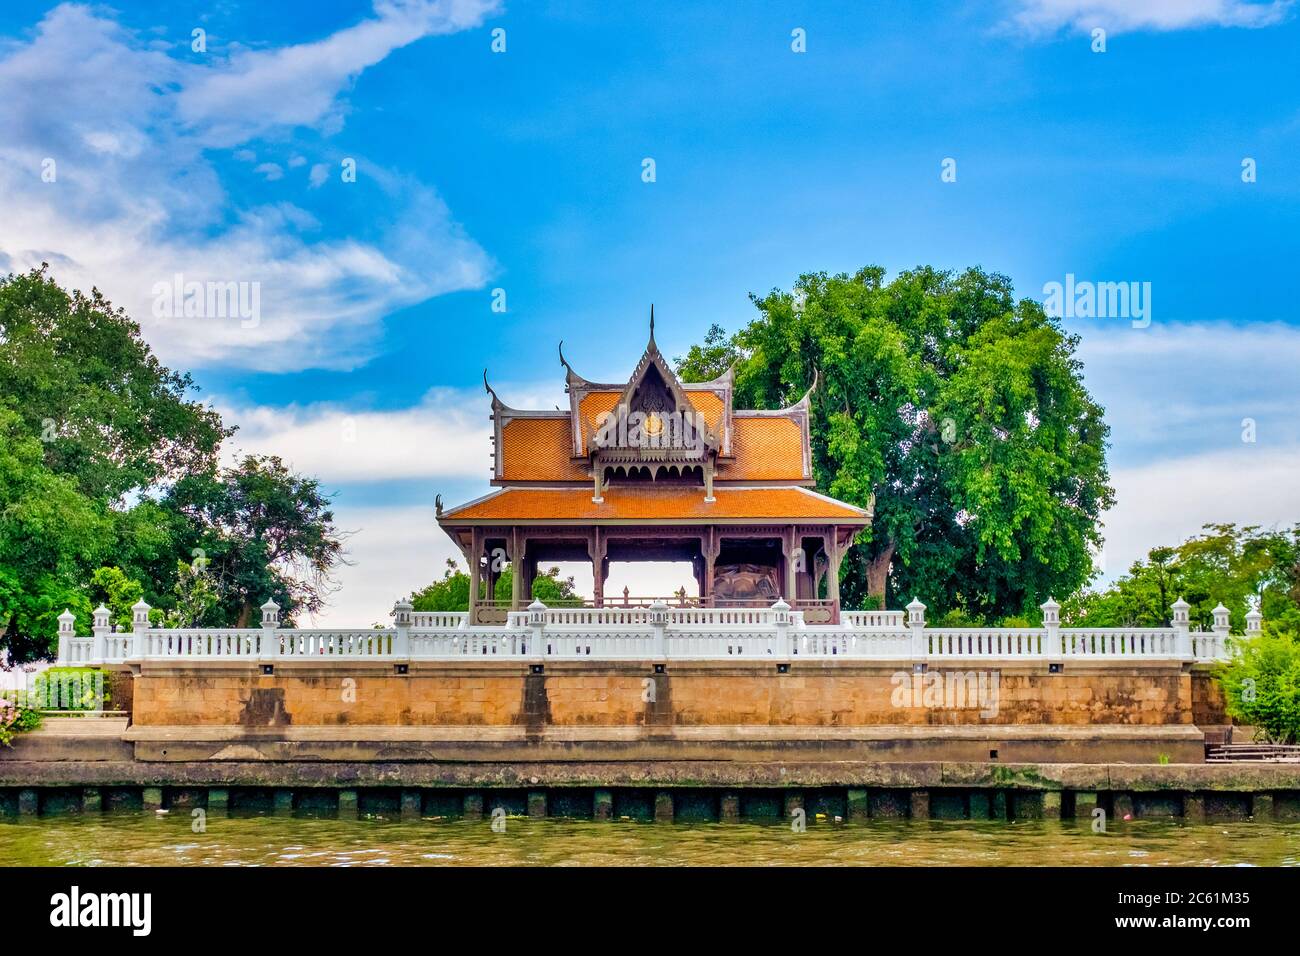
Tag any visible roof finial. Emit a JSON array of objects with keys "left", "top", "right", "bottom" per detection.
[
  {"left": 649, "top": 303, "right": 656, "bottom": 349},
  {"left": 483, "top": 368, "right": 502, "bottom": 407}
]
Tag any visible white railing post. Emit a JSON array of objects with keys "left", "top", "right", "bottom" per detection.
[
  {"left": 1040, "top": 597, "right": 1060, "bottom": 657},
  {"left": 1211, "top": 603, "right": 1230, "bottom": 658},
  {"left": 57, "top": 609, "right": 76, "bottom": 665},
  {"left": 393, "top": 596, "right": 412, "bottom": 658},
  {"left": 131, "top": 599, "right": 152, "bottom": 659},
  {"left": 528, "top": 599, "right": 547, "bottom": 659},
  {"left": 771, "top": 597, "right": 791, "bottom": 658},
  {"left": 1170, "top": 597, "right": 1191, "bottom": 659},
  {"left": 1245, "top": 604, "right": 1263, "bottom": 636},
  {"left": 91, "top": 605, "right": 111, "bottom": 663},
  {"left": 650, "top": 599, "right": 670, "bottom": 659},
  {"left": 260, "top": 599, "right": 280, "bottom": 659},
  {"left": 906, "top": 597, "right": 927, "bottom": 659}
]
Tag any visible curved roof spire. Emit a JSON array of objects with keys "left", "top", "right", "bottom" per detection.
[
  {"left": 483, "top": 368, "right": 506, "bottom": 411},
  {"left": 778, "top": 367, "right": 820, "bottom": 413}
]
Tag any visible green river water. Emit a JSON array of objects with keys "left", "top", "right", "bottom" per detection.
[{"left": 3, "top": 815, "right": 1299, "bottom": 866}]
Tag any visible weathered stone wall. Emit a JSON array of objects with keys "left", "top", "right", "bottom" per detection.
[
  {"left": 127, "top": 660, "right": 1198, "bottom": 728},
  {"left": 1191, "top": 667, "right": 1229, "bottom": 725}
]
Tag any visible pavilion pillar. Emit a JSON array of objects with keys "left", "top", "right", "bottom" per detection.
[
  {"left": 828, "top": 527, "right": 842, "bottom": 618},
  {"left": 469, "top": 528, "right": 482, "bottom": 625},
  {"left": 782, "top": 527, "right": 797, "bottom": 601},
  {"left": 484, "top": 537, "right": 498, "bottom": 607},
  {"left": 589, "top": 528, "right": 607, "bottom": 607},
  {"left": 701, "top": 528, "right": 719, "bottom": 606},
  {"left": 510, "top": 528, "right": 523, "bottom": 610}
]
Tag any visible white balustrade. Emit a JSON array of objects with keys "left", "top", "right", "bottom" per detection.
[
  {"left": 1059, "top": 628, "right": 1177, "bottom": 657},
  {"left": 928, "top": 628, "right": 1044, "bottom": 658},
  {"left": 52, "top": 597, "right": 1250, "bottom": 665},
  {"left": 842, "top": 610, "right": 906, "bottom": 629},
  {"left": 410, "top": 611, "right": 468, "bottom": 629}
]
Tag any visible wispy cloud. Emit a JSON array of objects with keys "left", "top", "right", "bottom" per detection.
[
  {"left": 1006, "top": 0, "right": 1293, "bottom": 35},
  {"left": 0, "top": 1, "right": 500, "bottom": 371}
]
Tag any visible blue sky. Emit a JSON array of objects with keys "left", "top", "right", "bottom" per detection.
[{"left": 2, "top": 0, "right": 1298, "bottom": 621}]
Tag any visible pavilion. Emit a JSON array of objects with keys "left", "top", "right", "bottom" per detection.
[{"left": 436, "top": 314, "right": 873, "bottom": 624}]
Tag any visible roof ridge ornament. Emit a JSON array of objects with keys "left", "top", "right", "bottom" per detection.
[
  {"left": 483, "top": 369, "right": 507, "bottom": 412},
  {"left": 797, "top": 366, "right": 820, "bottom": 407}
]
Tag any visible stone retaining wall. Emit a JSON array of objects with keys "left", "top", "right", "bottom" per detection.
[{"left": 125, "top": 660, "right": 1224, "bottom": 728}]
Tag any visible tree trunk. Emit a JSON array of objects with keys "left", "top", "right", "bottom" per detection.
[
  {"left": 235, "top": 602, "right": 253, "bottom": 628},
  {"left": 866, "top": 538, "right": 896, "bottom": 601}
]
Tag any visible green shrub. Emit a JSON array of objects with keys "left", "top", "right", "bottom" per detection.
[
  {"left": 29, "top": 667, "right": 110, "bottom": 712},
  {"left": 0, "top": 695, "right": 42, "bottom": 746},
  {"left": 1217, "top": 625, "right": 1300, "bottom": 744}
]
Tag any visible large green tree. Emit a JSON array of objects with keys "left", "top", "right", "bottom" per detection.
[
  {"left": 677, "top": 266, "right": 1114, "bottom": 619},
  {"left": 0, "top": 266, "right": 229, "bottom": 500},
  {"left": 163, "top": 456, "right": 345, "bottom": 627},
  {"left": 0, "top": 270, "right": 346, "bottom": 658}
]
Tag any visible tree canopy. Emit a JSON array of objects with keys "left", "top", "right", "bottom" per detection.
[
  {"left": 412, "top": 559, "right": 582, "bottom": 612},
  {"left": 1064, "top": 524, "right": 1300, "bottom": 632},
  {"left": 677, "top": 265, "right": 1114, "bottom": 620},
  {"left": 0, "top": 268, "right": 345, "bottom": 660}
]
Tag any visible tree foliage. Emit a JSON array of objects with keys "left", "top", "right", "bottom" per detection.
[
  {"left": 0, "top": 269, "right": 345, "bottom": 659},
  {"left": 412, "top": 559, "right": 582, "bottom": 612},
  {"left": 0, "top": 266, "right": 229, "bottom": 500},
  {"left": 163, "top": 455, "right": 344, "bottom": 627},
  {"left": 1219, "top": 624, "right": 1300, "bottom": 744},
  {"left": 678, "top": 266, "right": 1114, "bottom": 620},
  {"left": 1064, "top": 524, "right": 1300, "bottom": 631}
]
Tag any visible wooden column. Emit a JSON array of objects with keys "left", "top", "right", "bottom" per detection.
[
  {"left": 782, "top": 527, "right": 797, "bottom": 601},
  {"left": 589, "top": 528, "right": 606, "bottom": 607},
  {"left": 827, "top": 527, "right": 842, "bottom": 619},
  {"left": 701, "top": 527, "right": 720, "bottom": 606},
  {"left": 468, "top": 528, "right": 482, "bottom": 624},
  {"left": 510, "top": 527, "right": 523, "bottom": 609}
]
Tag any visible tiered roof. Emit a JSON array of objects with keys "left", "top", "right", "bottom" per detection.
[{"left": 439, "top": 316, "right": 871, "bottom": 527}]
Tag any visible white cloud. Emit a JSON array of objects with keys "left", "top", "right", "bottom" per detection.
[
  {"left": 1007, "top": 0, "right": 1293, "bottom": 34},
  {"left": 1075, "top": 319, "right": 1300, "bottom": 460},
  {"left": 254, "top": 162, "right": 283, "bottom": 181},
  {"left": 1100, "top": 445, "right": 1300, "bottom": 584},
  {"left": 308, "top": 163, "right": 330, "bottom": 188},
  {"left": 311, "top": 504, "right": 461, "bottom": 626},
  {"left": 218, "top": 388, "right": 492, "bottom": 482},
  {"left": 0, "top": 1, "right": 500, "bottom": 371}
]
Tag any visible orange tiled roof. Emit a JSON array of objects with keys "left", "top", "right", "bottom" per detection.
[
  {"left": 727, "top": 417, "right": 805, "bottom": 480},
  {"left": 442, "top": 486, "right": 869, "bottom": 523},
  {"left": 500, "top": 418, "right": 587, "bottom": 481}
]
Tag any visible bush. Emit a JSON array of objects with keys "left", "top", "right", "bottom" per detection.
[
  {"left": 28, "top": 667, "right": 110, "bottom": 712},
  {"left": 1217, "top": 625, "right": 1300, "bottom": 744},
  {"left": 0, "top": 695, "right": 43, "bottom": 746}
]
